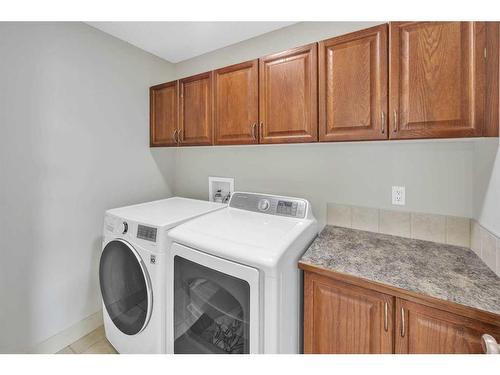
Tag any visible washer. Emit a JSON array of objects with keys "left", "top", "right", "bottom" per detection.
[
  {"left": 99, "top": 197, "right": 225, "bottom": 354},
  {"left": 166, "top": 192, "right": 318, "bottom": 354}
]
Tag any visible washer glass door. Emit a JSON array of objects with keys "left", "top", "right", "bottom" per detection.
[{"left": 99, "top": 239, "right": 152, "bottom": 335}]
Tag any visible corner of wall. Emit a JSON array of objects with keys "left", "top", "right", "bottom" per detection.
[{"left": 29, "top": 310, "right": 103, "bottom": 354}]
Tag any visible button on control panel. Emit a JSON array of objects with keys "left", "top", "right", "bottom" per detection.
[
  {"left": 258, "top": 199, "right": 270, "bottom": 212},
  {"left": 230, "top": 193, "right": 308, "bottom": 218}
]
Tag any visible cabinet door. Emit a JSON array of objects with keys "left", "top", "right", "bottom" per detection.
[
  {"left": 319, "top": 24, "right": 388, "bottom": 142},
  {"left": 304, "top": 272, "right": 394, "bottom": 354},
  {"left": 389, "top": 22, "right": 486, "bottom": 139},
  {"left": 150, "top": 81, "right": 178, "bottom": 147},
  {"left": 259, "top": 44, "right": 318, "bottom": 144},
  {"left": 179, "top": 72, "right": 213, "bottom": 146},
  {"left": 485, "top": 22, "right": 500, "bottom": 137},
  {"left": 395, "top": 299, "right": 500, "bottom": 354},
  {"left": 214, "top": 60, "right": 259, "bottom": 145}
]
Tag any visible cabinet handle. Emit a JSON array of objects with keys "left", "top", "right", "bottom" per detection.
[
  {"left": 393, "top": 110, "right": 398, "bottom": 133},
  {"left": 177, "top": 129, "right": 182, "bottom": 144},
  {"left": 384, "top": 302, "right": 388, "bottom": 332},
  {"left": 400, "top": 307, "right": 405, "bottom": 337},
  {"left": 251, "top": 123, "right": 257, "bottom": 140},
  {"left": 482, "top": 334, "right": 500, "bottom": 354},
  {"left": 381, "top": 111, "right": 386, "bottom": 134},
  {"left": 172, "top": 129, "right": 178, "bottom": 143},
  {"left": 259, "top": 122, "right": 263, "bottom": 138}
]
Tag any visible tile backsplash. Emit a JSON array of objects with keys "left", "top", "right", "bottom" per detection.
[
  {"left": 474, "top": 223, "right": 500, "bottom": 277},
  {"left": 327, "top": 203, "right": 500, "bottom": 276}
]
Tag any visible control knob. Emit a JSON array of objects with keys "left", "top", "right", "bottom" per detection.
[
  {"left": 119, "top": 221, "right": 128, "bottom": 234},
  {"left": 258, "top": 199, "right": 270, "bottom": 212}
]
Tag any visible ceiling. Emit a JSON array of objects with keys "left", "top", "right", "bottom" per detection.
[{"left": 87, "top": 22, "right": 297, "bottom": 63}]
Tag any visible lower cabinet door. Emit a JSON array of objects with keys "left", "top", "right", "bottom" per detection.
[
  {"left": 304, "top": 272, "right": 394, "bottom": 354},
  {"left": 395, "top": 299, "right": 500, "bottom": 354}
]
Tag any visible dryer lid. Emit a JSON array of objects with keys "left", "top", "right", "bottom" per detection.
[{"left": 167, "top": 207, "right": 317, "bottom": 272}]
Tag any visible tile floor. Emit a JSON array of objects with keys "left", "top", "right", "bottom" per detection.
[{"left": 56, "top": 326, "right": 117, "bottom": 354}]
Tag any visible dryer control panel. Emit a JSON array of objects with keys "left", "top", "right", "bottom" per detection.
[{"left": 229, "top": 192, "right": 308, "bottom": 219}]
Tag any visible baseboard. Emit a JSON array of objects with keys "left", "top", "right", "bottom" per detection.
[{"left": 29, "top": 310, "right": 103, "bottom": 354}]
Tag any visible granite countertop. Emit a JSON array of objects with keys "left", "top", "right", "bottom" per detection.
[{"left": 300, "top": 226, "right": 500, "bottom": 316}]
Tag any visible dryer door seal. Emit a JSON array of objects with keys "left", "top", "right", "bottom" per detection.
[{"left": 99, "top": 239, "right": 153, "bottom": 335}]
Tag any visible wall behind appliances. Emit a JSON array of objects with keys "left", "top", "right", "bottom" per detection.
[
  {"left": 0, "top": 22, "right": 176, "bottom": 353},
  {"left": 173, "top": 141, "right": 474, "bottom": 227},
  {"left": 171, "top": 22, "right": 474, "bottom": 227},
  {"left": 473, "top": 138, "right": 500, "bottom": 237}
]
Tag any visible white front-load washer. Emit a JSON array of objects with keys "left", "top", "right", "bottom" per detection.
[
  {"left": 99, "top": 197, "right": 224, "bottom": 353},
  {"left": 166, "top": 192, "right": 318, "bottom": 354}
]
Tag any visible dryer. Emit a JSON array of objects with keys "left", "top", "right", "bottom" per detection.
[
  {"left": 166, "top": 192, "right": 318, "bottom": 354},
  {"left": 100, "top": 197, "right": 224, "bottom": 353}
]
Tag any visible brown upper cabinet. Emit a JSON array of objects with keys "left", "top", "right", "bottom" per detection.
[
  {"left": 214, "top": 60, "right": 259, "bottom": 145},
  {"left": 150, "top": 22, "right": 499, "bottom": 148},
  {"left": 150, "top": 81, "right": 178, "bottom": 147},
  {"left": 389, "top": 22, "right": 486, "bottom": 139},
  {"left": 485, "top": 22, "right": 500, "bottom": 137},
  {"left": 179, "top": 72, "right": 213, "bottom": 146},
  {"left": 259, "top": 44, "right": 318, "bottom": 144},
  {"left": 319, "top": 24, "right": 388, "bottom": 142}
]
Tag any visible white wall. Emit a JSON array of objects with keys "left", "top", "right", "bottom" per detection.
[
  {"left": 173, "top": 141, "right": 474, "bottom": 227},
  {"left": 171, "top": 22, "right": 475, "bottom": 227},
  {"left": 473, "top": 138, "right": 500, "bottom": 237},
  {"left": 0, "top": 22, "right": 176, "bottom": 353},
  {"left": 175, "top": 22, "right": 381, "bottom": 78}
]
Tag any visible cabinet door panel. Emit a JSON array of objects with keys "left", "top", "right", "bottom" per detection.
[
  {"left": 259, "top": 44, "right": 318, "bottom": 144},
  {"left": 304, "top": 272, "right": 393, "bottom": 354},
  {"left": 485, "top": 22, "right": 500, "bottom": 137},
  {"left": 214, "top": 60, "right": 259, "bottom": 145},
  {"left": 389, "top": 22, "right": 485, "bottom": 139},
  {"left": 396, "top": 299, "right": 500, "bottom": 354},
  {"left": 319, "top": 24, "right": 388, "bottom": 141},
  {"left": 150, "top": 81, "right": 178, "bottom": 147},
  {"left": 179, "top": 72, "right": 213, "bottom": 146}
]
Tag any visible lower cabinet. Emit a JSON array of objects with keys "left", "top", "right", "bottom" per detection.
[
  {"left": 303, "top": 270, "right": 500, "bottom": 354},
  {"left": 395, "top": 299, "right": 500, "bottom": 354},
  {"left": 304, "top": 272, "right": 393, "bottom": 353}
]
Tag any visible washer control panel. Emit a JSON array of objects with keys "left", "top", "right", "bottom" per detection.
[
  {"left": 137, "top": 224, "right": 157, "bottom": 242},
  {"left": 230, "top": 192, "right": 308, "bottom": 218}
]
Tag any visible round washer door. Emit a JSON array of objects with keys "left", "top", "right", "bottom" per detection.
[{"left": 99, "top": 239, "right": 153, "bottom": 335}]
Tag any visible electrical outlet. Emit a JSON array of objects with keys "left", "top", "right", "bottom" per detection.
[{"left": 392, "top": 186, "right": 405, "bottom": 206}]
